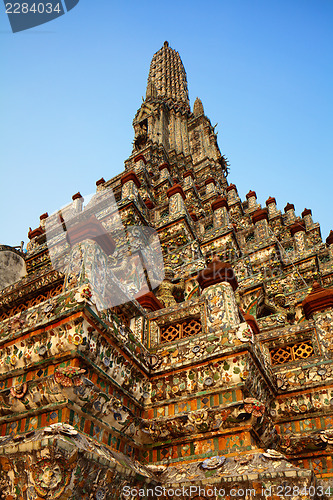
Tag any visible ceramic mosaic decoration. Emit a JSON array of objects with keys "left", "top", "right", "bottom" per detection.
[{"left": 0, "top": 41, "right": 333, "bottom": 499}]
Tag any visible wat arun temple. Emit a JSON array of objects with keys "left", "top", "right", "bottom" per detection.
[{"left": 0, "top": 42, "right": 333, "bottom": 500}]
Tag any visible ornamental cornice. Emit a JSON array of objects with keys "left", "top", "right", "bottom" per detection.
[{"left": 0, "top": 269, "right": 63, "bottom": 311}]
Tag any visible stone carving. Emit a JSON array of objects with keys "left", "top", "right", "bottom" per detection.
[
  {"left": 155, "top": 267, "right": 184, "bottom": 307},
  {"left": 54, "top": 366, "right": 86, "bottom": 387},
  {"left": 32, "top": 459, "right": 70, "bottom": 498}
]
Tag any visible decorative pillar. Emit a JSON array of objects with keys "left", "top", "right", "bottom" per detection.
[
  {"left": 211, "top": 197, "right": 229, "bottom": 228},
  {"left": 121, "top": 171, "right": 141, "bottom": 200},
  {"left": 144, "top": 198, "right": 155, "bottom": 209},
  {"left": 266, "top": 196, "right": 278, "bottom": 218},
  {"left": 96, "top": 177, "right": 106, "bottom": 192},
  {"left": 252, "top": 208, "right": 269, "bottom": 239},
  {"left": 39, "top": 212, "right": 48, "bottom": 230},
  {"left": 197, "top": 258, "right": 241, "bottom": 338},
  {"left": 243, "top": 313, "right": 260, "bottom": 335},
  {"left": 72, "top": 192, "right": 84, "bottom": 213},
  {"left": 64, "top": 215, "right": 116, "bottom": 309},
  {"left": 246, "top": 190, "right": 257, "bottom": 210},
  {"left": 135, "top": 291, "right": 164, "bottom": 344},
  {"left": 284, "top": 202, "right": 296, "bottom": 224},
  {"left": 134, "top": 154, "right": 147, "bottom": 172},
  {"left": 226, "top": 183, "right": 242, "bottom": 217},
  {"left": 159, "top": 162, "right": 171, "bottom": 181},
  {"left": 205, "top": 177, "right": 216, "bottom": 195},
  {"left": 136, "top": 291, "right": 163, "bottom": 312},
  {"left": 302, "top": 282, "right": 333, "bottom": 319},
  {"left": 290, "top": 221, "right": 306, "bottom": 253},
  {"left": 226, "top": 184, "right": 239, "bottom": 204},
  {"left": 166, "top": 182, "right": 186, "bottom": 217},
  {"left": 302, "top": 208, "right": 313, "bottom": 229},
  {"left": 183, "top": 170, "right": 194, "bottom": 188}
]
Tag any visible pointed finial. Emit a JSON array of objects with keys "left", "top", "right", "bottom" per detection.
[
  {"left": 193, "top": 97, "right": 204, "bottom": 116},
  {"left": 146, "top": 42, "right": 189, "bottom": 107}
]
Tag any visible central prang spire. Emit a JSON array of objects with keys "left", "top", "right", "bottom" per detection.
[
  {"left": 146, "top": 41, "right": 190, "bottom": 109},
  {"left": 131, "top": 42, "right": 227, "bottom": 180}
]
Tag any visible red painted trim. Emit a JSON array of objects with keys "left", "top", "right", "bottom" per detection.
[
  {"left": 28, "top": 227, "right": 45, "bottom": 239},
  {"left": 158, "top": 162, "right": 171, "bottom": 172},
  {"left": 66, "top": 215, "right": 116, "bottom": 255},
  {"left": 266, "top": 196, "right": 276, "bottom": 206},
  {"left": 302, "top": 282, "right": 333, "bottom": 319},
  {"left": 290, "top": 221, "right": 306, "bottom": 236},
  {"left": 205, "top": 177, "right": 216, "bottom": 186},
  {"left": 284, "top": 202, "right": 295, "bottom": 212},
  {"left": 134, "top": 154, "right": 147, "bottom": 164},
  {"left": 252, "top": 208, "right": 268, "bottom": 224},
  {"left": 211, "top": 197, "right": 229, "bottom": 212},
  {"left": 226, "top": 183, "right": 237, "bottom": 193},
  {"left": 167, "top": 184, "right": 186, "bottom": 200},
  {"left": 246, "top": 190, "right": 256, "bottom": 199},
  {"left": 96, "top": 177, "right": 105, "bottom": 186},
  {"left": 136, "top": 292, "right": 163, "bottom": 311},
  {"left": 121, "top": 171, "right": 141, "bottom": 188},
  {"left": 144, "top": 198, "right": 155, "bottom": 209},
  {"left": 72, "top": 192, "right": 83, "bottom": 201},
  {"left": 197, "top": 257, "right": 238, "bottom": 291}
]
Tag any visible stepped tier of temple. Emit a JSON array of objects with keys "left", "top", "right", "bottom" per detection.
[{"left": 0, "top": 42, "right": 332, "bottom": 499}]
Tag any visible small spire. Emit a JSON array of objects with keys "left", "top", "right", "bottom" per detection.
[
  {"left": 193, "top": 97, "right": 204, "bottom": 116},
  {"left": 284, "top": 202, "right": 295, "bottom": 212},
  {"left": 146, "top": 42, "right": 189, "bottom": 107}
]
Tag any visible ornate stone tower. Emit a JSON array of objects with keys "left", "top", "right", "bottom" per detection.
[
  {"left": 0, "top": 42, "right": 332, "bottom": 500},
  {"left": 130, "top": 41, "right": 228, "bottom": 190}
]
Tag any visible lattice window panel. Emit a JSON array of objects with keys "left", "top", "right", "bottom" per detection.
[
  {"left": 160, "top": 317, "right": 202, "bottom": 344},
  {"left": 270, "top": 340, "right": 314, "bottom": 365},
  {"left": 0, "top": 283, "right": 63, "bottom": 321},
  {"left": 293, "top": 341, "right": 314, "bottom": 360}
]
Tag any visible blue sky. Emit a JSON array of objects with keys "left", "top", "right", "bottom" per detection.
[{"left": 1, "top": 0, "right": 332, "bottom": 247}]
